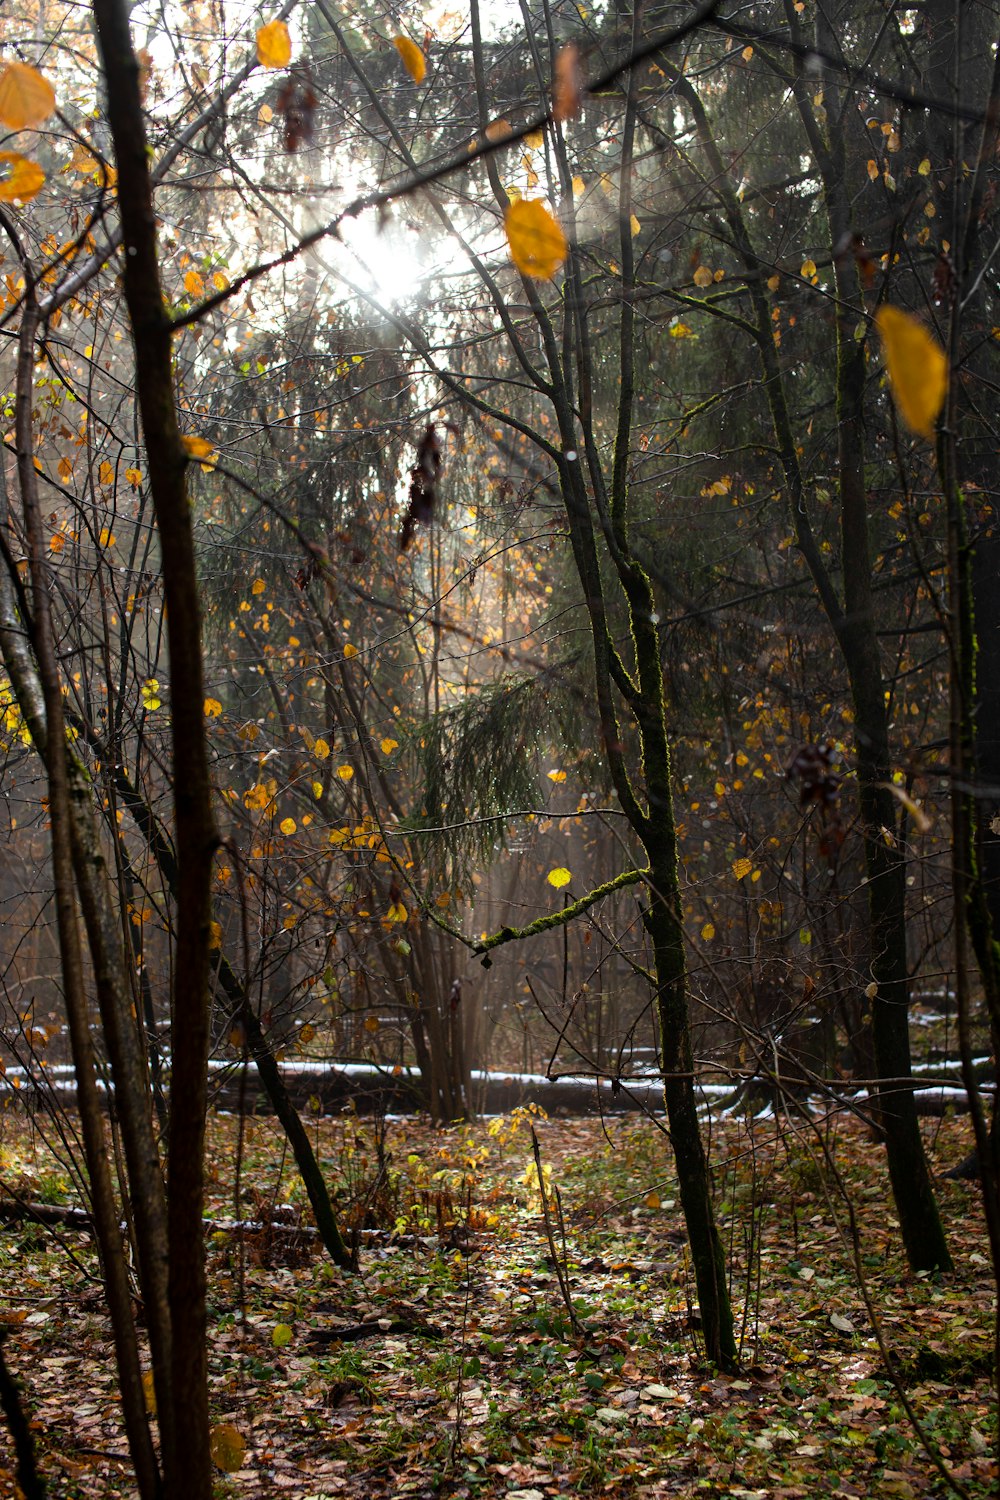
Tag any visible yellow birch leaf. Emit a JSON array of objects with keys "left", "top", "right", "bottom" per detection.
[
  {"left": 58, "top": 455, "right": 73, "bottom": 480},
  {"left": 343, "top": 642, "right": 358, "bottom": 658},
  {"left": 742, "top": 44, "right": 753, "bottom": 60},
  {"left": 393, "top": 36, "right": 426, "bottom": 83},
  {"left": 525, "top": 128, "right": 544, "bottom": 148},
  {"left": 917, "top": 158, "right": 931, "bottom": 176},
  {"left": 547, "top": 867, "right": 571, "bottom": 888},
  {"left": 251, "top": 577, "right": 266, "bottom": 594},
  {"left": 0, "top": 153, "right": 43, "bottom": 203},
  {"left": 125, "top": 466, "right": 142, "bottom": 486},
  {"left": 380, "top": 737, "right": 398, "bottom": 754},
  {"left": 387, "top": 901, "right": 408, "bottom": 923},
  {"left": 279, "top": 816, "right": 296, "bottom": 835},
  {"left": 505, "top": 198, "right": 567, "bottom": 280},
  {"left": 630, "top": 213, "right": 641, "bottom": 237},
  {"left": 142, "top": 1369, "right": 157, "bottom": 1415},
  {"left": 336, "top": 764, "right": 354, "bottom": 780},
  {"left": 203, "top": 697, "right": 222, "bottom": 717},
  {"left": 732, "top": 857, "right": 753, "bottom": 880},
  {"left": 256, "top": 19, "right": 291, "bottom": 69},
  {"left": 210, "top": 1424, "right": 246, "bottom": 1473},
  {"left": 0, "top": 62, "right": 55, "bottom": 131},
  {"left": 701, "top": 920, "right": 715, "bottom": 941},
  {"left": 485, "top": 118, "right": 512, "bottom": 142},
  {"left": 313, "top": 737, "right": 330, "bottom": 759},
  {"left": 49, "top": 533, "right": 64, "bottom": 553},
  {"left": 547, "top": 768, "right": 567, "bottom": 782},
  {"left": 571, "top": 174, "right": 585, "bottom": 197},
  {"left": 867, "top": 159, "right": 879, "bottom": 181},
  {"left": 184, "top": 269, "right": 204, "bottom": 297},
  {"left": 800, "top": 258, "right": 817, "bottom": 278},
  {"left": 244, "top": 782, "right": 270, "bottom": 809},
  {"left": 141, "top": 679, "right": 161, "bottom": 711},
  {"left": 182, "top": 434, "right": 214, "bottom": 459},
  {"left": 99, "top": 461, "right": 114, "bottom": 485},
  {"left": 693, "top": 265, "right": 713, "bottom": 288},
  {"left": 875, "top": 305, "right": 947, "bottom": 439},
  {"left": 207, "top": 921, "right": 222, "bottom": 950}
]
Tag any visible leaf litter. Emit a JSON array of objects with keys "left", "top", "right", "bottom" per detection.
[{"left": 0, "top": 1108, "right": 995, "bottom": 1497}]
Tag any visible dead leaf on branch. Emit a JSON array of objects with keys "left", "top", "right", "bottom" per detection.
[{"left": 398, "top": 424, "right": 443, "bottom": 551}]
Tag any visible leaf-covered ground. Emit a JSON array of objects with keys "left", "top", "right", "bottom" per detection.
[{"left": 0, "top": 1105, "right": 995, "bottom": 1498}]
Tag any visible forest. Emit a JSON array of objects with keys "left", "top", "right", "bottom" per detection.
[{"left": 0, "top": 0, "right": 997, "bottom": 1493}]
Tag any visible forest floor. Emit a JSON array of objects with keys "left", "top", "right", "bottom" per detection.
[{"left": 0, "top": 1103, "right": 995, "bottom": 1498}]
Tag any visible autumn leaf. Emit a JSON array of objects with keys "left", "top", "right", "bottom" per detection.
[
  {"left": 387, "top": 900, "right": 408, "bottom": 924},
  {"left": 547, "top": 768, "right": 567, "bottom": 783},
  {"left": 380, "top": 737, "right": 398, "bottom": 754},
  {"left": 256, "top": 19, "right": 291, "bottom": 69},
  {"left": 207, "top": 921, "right": 222, "bottom": 951},
  {"left": 547, "top": 867, "right": 571, "bottom": 888},
  {"left": 552, "top": 42, "right": 581, "bottom": 120},
  {"left": 313, "top": 737, "right": 330, "bottom": 759},
  {"left": 210, "top": 1423, "right": 246, "bottom": 1473},
  {"left": 203, "top": 697, "right": 222, "bottom": 717},
  {"left": 0, "top": 153, "right": 44, "bottom": 204},
  {"left": 279, "top": 816, "right": 296, "bottom": 835},
  {"left": 251, "top": 577, "right": 266, "bottom": 594},
  {"left": 732, "top": 857, "right": 753, "bottom": 880},
  {"left": 505, "top": 198, "right": 567, "bottom": 281},
  {"left": 0, "top": 61, "right": 55, "bottom": 131},
  {"left": 875, "top": 305, "right": 947, "bottom": 440},
  {"left": 343, "top": 642, "right": 358, "bottom": 658},
  {"left": 184, "top": 269, "right": 205, "bottom": 298},
  {"left": 141, "top": 678, "right": 161, "bottom": 711},
  {"left": 182, "top": 434, "right": 215, "bottom": 460},
  {"left": 800, "top": 258, "right": 817, "bottom": 278},
  {"left": 693, "top": 265, "right": 713, "bottom": 288},
  {"left": 393, "top": 35, "right": 426, "bottom": 83},
  {"left": 244, "top": 782, "right": 270, "bottom": 810},
  {"left": 701, "top": 920, "right": 715, "bottom": 940},
  {"left": 125, "top": 466, "right": 142, "bottom": 486},
  {"left": 272, "top": 1322, "right": 294, "bottom": 1348},
  {"left": 336, "top": 764, "right": 354, "bottom": 781}
]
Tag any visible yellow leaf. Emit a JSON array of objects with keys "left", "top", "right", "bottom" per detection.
[
  {"left": 299, "top": 1023, "right": 314, "bottom": 1044},
  {"left": 380, "top": 737, "right": 399, "bottom": 754},
  {"left": 251, "top": 577, "right": 266, "bottom": 595},
  {"left": 125, "top": 466, "right": 142, "bottom": 486},
  {"left": 182, "top": 434, "right": 215, "bottom": 460},
  {"left": 867, "top": 159, "right": 879, "bottom": 181},
  {"left": 49, "top": 533, "right": 64, "bottom": 553},
  {"left": 210, "top": 1423, "right": 246, "bottom": 1474},
  {"left": 58, "top": 455, "right": 73, "bottom": 480},
  {"left": 141, "top": 679, "right": 161, "bottom": 711},
  {"left": 800, "top": 258, "right": 817, "bottom": 278},
  {"left": 0, "top": 153, "right": 43, "bottom": 203},
  {"left": 259, "top": 102, "right": 273, "bottom": 125},
  {"left": 767, "top": 274, "right": 780, "bottom": 291},
  {"left": 142, "top": 1369, "right": 157, "bottom": 1416},
  {"left": 435, "top": 891, "right": 451, "bottom": 908},
  {"left": 313, "top": 780, "right": 323, "bottom": 798},
  {"left": 917, "top": 158, "right": 931, "bottom": 176},
  {"left": 364, "top": 1015, "right": 381, "bottom": 1033},
  {"left": 547, "top": 768, "right": 567, "bottom": 783},
  {"left": 0, "top": 62, "right": 55, "bottom": 131},
  {"left": 875, "top": 305, "right": 947, "bottom": 439},
  {"left": 207, "top": 921, "right": 222, "bottom": 951},
  {"left": 256, "top": 19, "right": 291, "bottom": 69},
  {"left": 485, "top": 118, "right": 512, "bottom": 142},
  {"left": 670, "top": 322, "right": 693, "bottom": 338},
  {"left": 336, "top": 764, "right": 354, "bottom": 780},
  {"left": 99, "top": 461, "right": 114, "bottom": 486},
  {"left": 184, "top": 269, "right": 204, "bottom": 297},
  {"left": 693, "top": 265, "right": 713, "bottom": 288},
  {"left": 387, "top": 900, "right": 408, "bottom": 923},
  {"left": 701, "top": 920, "right": 715, "bottom": 941},
  {"left": 629, "top": 213, "right": 641, "bottom": 237},
  {"left": 204, "top": 697, "right": 222, "bottom": 717},
  {"left": 645, "top": 1190, "right": 661, "bottom": 1209},
  {"left": 732, "top": 857, "right": 753, "bottom": 880},
  {"left": 571, "top": 174, "right": 585, "bottom": 197},
  {"left": 212, "top": 270, "right": 229, "bottom": 291},
  {"left": 314, "top": 737, "right": 330, "bottom": 760},
  {"left": 272, "top": 1322, "right": 293, "bottom": 1348},
  {"left": 505, "top": 198, "right": 567, "bottom": 281},
  {"left": 244, "top": 782, "right": 270, "bottom": 810},
  {"left": 393, "top": 35, "right": 426, "bottom": 83},
  {"left": 547, "top": 867, "right": 571, "bottom": 888},
  {"left": 742, "top": 44, "right": 753, "bottom": 60},
  {"left": 343, "top": 642, "right": 358, "bottom": 658},
  {"left": 279, "top": 816, "right": 296, "bottom": 835},
  {"left": 524, "top": 128, "right": 544, "bottom": 148}
]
